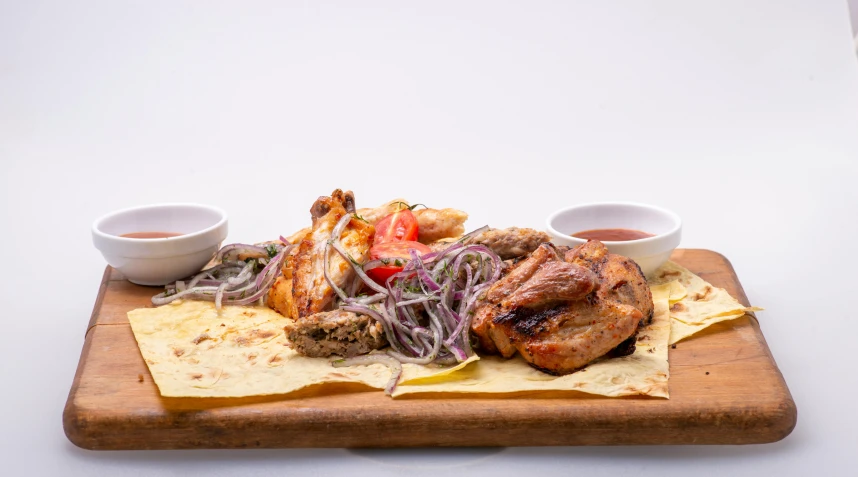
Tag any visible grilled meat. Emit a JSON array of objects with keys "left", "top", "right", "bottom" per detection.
[
  {"left": 413, "top": 208, "right": 468, "bottom": 243},
  {"left": 470, "top": 240, "right": 653, "bottom": 374},
  {"left": 284, "top": 309, "right": 388, "bottom": 357},
  {"left": 493, "top": 300, "right": 642, "bottom": 374},
  {"left": 268, "top": 276, "right": 294, "bottom": 319},
  {"left": 565, "top": 240, "right": 654, "bottom": 324},
  {"left": 467, "top": 227, "right": 551, "bottom": 260},
  {"left": 291, "top": 189, "right": 374, "bottom": 318},
  {"left": 501, "top": 261, "right": 598, "bottom": 309}
]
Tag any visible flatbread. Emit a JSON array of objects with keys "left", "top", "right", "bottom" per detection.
[
  {"left": 128, "top": 301, "right": 390, "bottom": 397},
  {"left": 649, "top": 261, "right": 762, "bottom": 344}
]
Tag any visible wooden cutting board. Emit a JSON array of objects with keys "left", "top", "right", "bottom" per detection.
[{"left": 63, "top": 249, "right": 796, "bottom": 449}]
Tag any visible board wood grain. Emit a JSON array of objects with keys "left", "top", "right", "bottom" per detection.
[{"left": 63, "top": 250, "right": 796, "bottom": 449}]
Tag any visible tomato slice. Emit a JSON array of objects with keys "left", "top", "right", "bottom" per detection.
[
  {"left": 373, "top": 208, "right": 419, "bottom": 245},
  {"left": 366, "top": 241, "right": 432, "bottom": 284}
]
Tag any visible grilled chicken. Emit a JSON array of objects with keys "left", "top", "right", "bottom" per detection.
[
  {"left": 470, "top": 240, "right": 653, "bottom": 374},
  {"left": 565, "top": 240, "right": 654, "bottom": 324},
  {"left": 291, "top": 189, "right": 375, "bottom": 318},
  {"left": 492, "top": 300, "right": 642, "bottom": 374},
  {"left": 413, "top": 208, "right": 468, "bottom": 243}
]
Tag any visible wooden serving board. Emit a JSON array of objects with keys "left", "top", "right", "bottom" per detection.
[{"left": 63, "top": 249, "right": 796, "bottom": 449}]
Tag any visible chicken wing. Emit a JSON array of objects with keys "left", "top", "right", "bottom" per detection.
[{"left": 291, "top": 189, "right": 375, "bottom": 318}]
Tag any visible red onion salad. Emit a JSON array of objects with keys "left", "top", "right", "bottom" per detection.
[
  {"left": 152, "top": 241, "right": 293, "bottom": 311},
  {"left": 326, "top": 214, "right": 502, "bottom": 393}
]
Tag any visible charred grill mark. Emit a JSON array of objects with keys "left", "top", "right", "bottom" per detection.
[
  {"left": 310, "top": 200, "right": 331, "bottom": 220},
  {"left": 608, "top": 333, "right": 637, "bottom": 358},
  {"left": 493, "top": 306, "right": 565, "bottom": 337},
  {"left": 585, "top": 292, "right": 599, "bottom": 306},
  {"left": 612, "top": 280, "right": 628, "bottom": 290},
  {"left": 670, "top": 302, "right": 686, "bottom": 313},
  {"left": 527, "top": 362, "right": 562, "bottom": 376},
  {"left": 343, "top": 191, "right": 356, "bottom": 213},
  {"left": 630, "top": 260, "right": 646, "bottom": 279}
]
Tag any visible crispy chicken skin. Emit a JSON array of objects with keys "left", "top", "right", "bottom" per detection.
[
  {"left": 413, "top": 208, "right": 468, "bottom": 243},
  {"left": 565, "top": 240, "right": 654, "bottom": 324},
  {"left": 470, "top": 240, "right": 653, "bottom": 374},
  {"left": 291, "top": 190, "right": 375, "bottom": 318},
  {"left": 500, "top": 261, "right": 598, "bottom": 309},
  {"left": 467, "top": 227, "right": 551, "bottom": 260},
  {"left": 268, "top": 276, "right": 294, "bottom": 318},
  {"left": 472, "top": 243, "right": 567, "bottom": 354}
]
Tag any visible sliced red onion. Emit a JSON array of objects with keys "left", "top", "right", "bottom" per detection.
[
  {"left": 216, "top": 243, "right": 271, "bottom": 262},
  {"left": 152, "top": 241, "right": 292, "bottom": 311},
  {"left": 321, "top": 223, "right": 502, "bottom": 376}
]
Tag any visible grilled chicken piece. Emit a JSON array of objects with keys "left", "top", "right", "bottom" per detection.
[
  {"left": 291, "top": 189, "right": 375, "bottom": 318},
  {"left": 485, "top": 243, "right": 560, "bottom": 302},
  {"left": 493, "top": 300, "right": 642, "bottom": 374},
  {"left": 472, "top": 243, "right": 560, "bottom": 353},
  {"left": 501, "top": 261, "right": 598, "bottom": 309},
  {"left": 565, "top": 240, "right": 654, "bottom": 324},
  {"left": 470, "top": 240, "right": 652, "bottom": 374},
  {"left": 268, "top": 276, "right": 294, "bottom": 319},
  {"left": 284, "top": 309, "right": 388, "bottom": 358},
  {"left": 467, "top": 227, "right": 551, "bottom": 260},
  {"left": 413, "top": 208, "right": 469, "bottom": 243}
]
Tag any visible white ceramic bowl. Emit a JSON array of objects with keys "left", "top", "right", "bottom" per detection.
[
  {"left": 545, "top": 202, "right": 682, "bottom": 277},
  {"left": 92, "top": 203, "right": 228, "bottom": 286}
]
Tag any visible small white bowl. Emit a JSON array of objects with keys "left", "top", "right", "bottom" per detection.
[
  {"left": 92, "top": 203, "right": 228, "bottom": 286},
  {"left": 545, "top": 202, "right": 682, "bottom": 277}
]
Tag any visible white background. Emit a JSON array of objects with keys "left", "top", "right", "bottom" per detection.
[{"left": 2, "top": 1, "right": 858, "bottom": 475}]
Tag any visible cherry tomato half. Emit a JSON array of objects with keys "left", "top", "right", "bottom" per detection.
[
  {"left": 373, "top": 208, "right": 419, "bottom": 245},
  {"left": 366, "top": 241, "right": 432, "bottom": 284}
]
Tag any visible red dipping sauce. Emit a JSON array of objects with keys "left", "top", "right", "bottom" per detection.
[{"left": 572, "top": 228, "right": 654, "bottom": 241}]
